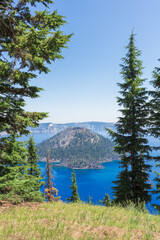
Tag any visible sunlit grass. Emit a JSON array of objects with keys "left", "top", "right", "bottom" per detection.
[{"left": 0, "top": 202, "right": 160, "bottom": 239}]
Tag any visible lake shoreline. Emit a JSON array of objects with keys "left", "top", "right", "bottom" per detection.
[{"left": 38, "top": 158, "right": 119, "bottom": 170}]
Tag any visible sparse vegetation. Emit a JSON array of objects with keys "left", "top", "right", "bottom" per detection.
[
  {"left": 100, "top": 193, "right": 112, "bottom": 206},
  {"left": 0, "top": 202, "right": 160, "bottom": 240},
  {"left": 44, "top": 150, "right": 60, "bottom": 202}
]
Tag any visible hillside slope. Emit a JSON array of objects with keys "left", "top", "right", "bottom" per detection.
[
  {"left": 37, "top": 127, "right": 119, "bottom": 169},
  {"left": 0, "top": 202, "right": 160, "bottom": 240}
]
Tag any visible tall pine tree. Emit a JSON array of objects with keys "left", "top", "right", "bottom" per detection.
[
  {"left": 107, "top": 33, "right": 151, "bottom": 205},
  {"left": 0, "top": 0, "right": 71, "bottom": 202},
  {"left": 27, "top": 136, "right": 41, "bottom": 177},
  {"left": 67, "top": 170, "right": 80, "bottom": 203},
  {"left": 149, "top": 63, "right": 160, "bottom": 211},
  {"left": 27, "top": 136, "right": 44, "bottom": 195},
  {"left": 0, "top": 0, "right": 72, "bottom": 137}
]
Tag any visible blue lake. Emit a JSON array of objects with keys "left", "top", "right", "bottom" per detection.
[
  {"left": 39, "top": 160, "right": 159, "bottom": 213},
  {"left": 39, "top": 161, "right": 120, "bottom": 204},
  {"left": 21, "top": 132, "right": 160, "bottom": 212}
]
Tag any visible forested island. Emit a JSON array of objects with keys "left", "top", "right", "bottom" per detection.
[{"left": 37, "top": 127, "right": 119, "bottom": 169}]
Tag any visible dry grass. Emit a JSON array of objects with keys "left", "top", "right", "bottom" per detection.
[{"left": 0, "top": 201, "right": 160, "bottom": 239}]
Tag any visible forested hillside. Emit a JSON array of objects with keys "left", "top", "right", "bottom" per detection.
[{"left": 37, "top": 127, "right": 119, "bottom": 169}]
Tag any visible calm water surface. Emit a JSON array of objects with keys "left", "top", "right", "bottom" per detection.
[
  {"left": 21, "top": 133, "right": 160, "bottom": 212},
  {"left": 39, "top": 161, "right": 120, "bottom": 204}
]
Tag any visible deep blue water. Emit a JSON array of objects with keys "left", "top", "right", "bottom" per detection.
[
  {"left": 39, "top": 161, "right": 120, "bottom": 204},
  {"left": 39, "top": 160, "right": 159, "bottom": 213},
  {"left": 20, "top": 132, "right": 160, "bottom": 212}
]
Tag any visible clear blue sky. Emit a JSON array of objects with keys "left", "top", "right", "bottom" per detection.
[{"left": 25, "top": 0, "right": 160, "bottom": 123}]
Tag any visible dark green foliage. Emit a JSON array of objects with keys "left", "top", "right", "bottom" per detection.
[
  {"left": 149, "top": 63, "right": 160, "bottom": 211},
  {"left": 149, "top": 64, "right": 160, "bottom": 139},
  {"left": 100, "top": 193, "right": 111, "bottom": 206},
  {"left": 0, "top": 0, "right": 71, "bottom": 136},
  {"left": 67, "top": 170, "right": 80, "bottom": 203},
  {"left": 107, "top": 33, "right": 151, "bottom": 205},
  {"left": 152, "top": 170, "right": 160, "bottom": 212},
  {"left": 27, "top": 136, "right": 41, "bottom": 177},
  {"left": 0, "top": 0, "right": 71, "bottom": 202},
  {"left": 27, "top": 136, "right": 44, "bottom": 195},
  {"left": 112, "top": 155, "right": 133, "bottom": 204},
  {"left": 0, "top": 135, "right": 44, "bottom": 203}
]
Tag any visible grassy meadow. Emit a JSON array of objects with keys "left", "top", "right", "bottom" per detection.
[{"left": 0, "top": 201, "right": 160, "bottom": 240}]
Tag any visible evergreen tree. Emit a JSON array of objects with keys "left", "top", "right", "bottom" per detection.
[
  {"left": 107, "top": 33, "right": 152, "bottom": 205},
  {"left": 0, "top": 0, "right": 71, "bottom": 137},
  {"left": 44, "top": 149, "right": 60, "bottom": 202},
  {"left": 27, "top": 136, "right": 41, "bottom": 177},
  {"left": 0, "top": 0, "right": 71, "bottom": 201},
  {"left": 27, "top": 136, "right": 44, "bottom": 193},
  {"left": 149, "top": 63, "right": 160, "bottom": 211},
  {"left": 100, "top": 193, "right": 111, "bottom": 206},
  {"left": 0, "top": 135, "right": 44, "bottom": 203},
  {"left": 67, "top": 170, "right": 80, "bottom": 203}
]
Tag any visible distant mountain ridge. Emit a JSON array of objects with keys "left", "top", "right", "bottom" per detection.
[
  {"left": 37, "top": 127, "right": 119, "bottom": 169},
  {"left": 28, "top": 121, "right": 115, "bottom": 136},
  {"left": 0, "top": 122, "right": 116, "bottom": 137}
]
